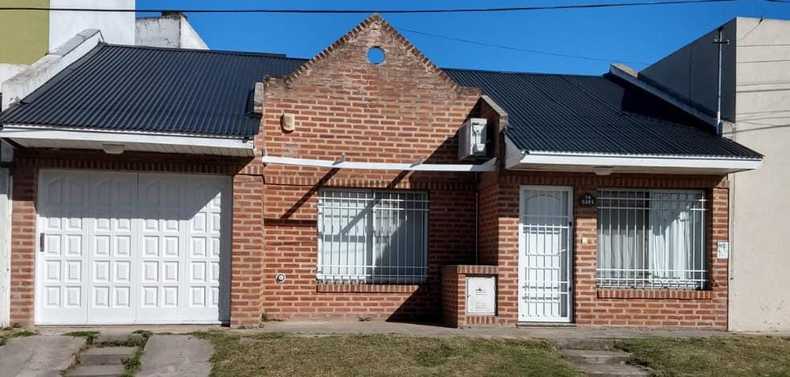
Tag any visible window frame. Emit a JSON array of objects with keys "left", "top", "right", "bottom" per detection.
[
  {"left": 595, "top": 188, "right": 708, "bottom": 290},
  {"left": 316, "top": 188, "right": 429, "bottom": 285}
]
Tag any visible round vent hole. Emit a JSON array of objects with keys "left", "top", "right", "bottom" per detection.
[{"left": 367, "top": 47, "right": 385, "bottom": 65}]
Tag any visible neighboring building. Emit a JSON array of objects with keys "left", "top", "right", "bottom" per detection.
[
  {"left": 0, "top": 15, "right": 761, "bottom": 328},
  {"left": 0, "top": 0, "right": 135, "bottom": 85},
  {"left": 136, "top": 12, "right": 208, "bottom": 50},
  {"left": 622, "top": 17, "right": 790, "bottom": 332},
  {"left": 0, "top": 141, "right": 11, "bottom": 327}
]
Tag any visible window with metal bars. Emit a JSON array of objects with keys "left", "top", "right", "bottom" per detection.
[
  {"left": 317, "top": 189, "right": 428, "bottom": 284},
  {"left": 597, "top": 189, "right": 707, "bottom": 290}
]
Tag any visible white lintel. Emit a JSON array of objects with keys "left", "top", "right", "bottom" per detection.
[{"left": 262, "top": 155, "right": 496, "bottom": 172}]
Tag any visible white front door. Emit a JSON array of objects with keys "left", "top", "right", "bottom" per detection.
[
  {"left": 36, "top": 170, "right": 231, "bottom": 325},
  {"left": 518, "top": 186, "right": 573, "bottom": 323}
]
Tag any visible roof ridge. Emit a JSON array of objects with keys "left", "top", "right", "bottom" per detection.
[
  {"left": 102, "top": 43, "right": 307, "bottom": 60},
  {"left": 444, "top": 66, "right": 601, "bottom": 77}
]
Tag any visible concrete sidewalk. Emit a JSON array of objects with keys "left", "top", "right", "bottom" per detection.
[
  {"left": 37, "top": 321, "right": 733, "bottom": 340},
  {"left": 137, "top": 335, "right": 213, "bottom": 377},
  {"left": 0, "top": 335, "right": 86, "bottom": 377},
  {"left": 238, "top": 320, "right": 730, "bottom": 340}
]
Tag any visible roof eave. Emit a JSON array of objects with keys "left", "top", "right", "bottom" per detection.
[
  {"left": 0, "top": 125, "right": 254, "bottom": 157},
  {"left": 504, "top": 136, "right": 762, "bottom": 175}
]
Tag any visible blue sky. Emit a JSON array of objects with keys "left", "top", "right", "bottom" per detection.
[{"left": 138, "top": 0, "right": 790, "bottom": 75}]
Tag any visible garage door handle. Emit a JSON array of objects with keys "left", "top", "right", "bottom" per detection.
[{"left": 39, "top": 233, "right": 44, "bottom": 253}]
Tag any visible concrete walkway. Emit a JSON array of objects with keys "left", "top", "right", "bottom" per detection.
[
  {"left": 235, "top": 320, "right": 730, "bottom": 341},
  {"left": 37, "top": 321, "right": 731, "bottom": 340},
  {"left": 137, "top": 335, "right": 213, "bottom": 377},
  {"left": 0, "top": 335, "right": 86, "bottom": 377}
]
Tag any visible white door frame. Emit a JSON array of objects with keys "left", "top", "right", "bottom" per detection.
[
  {"left": 518, "top": 185, "right": 574, "bottom": 323},
  {"left": 0, "top": 168, "right": 10, "bottom": 327},
  {"left": 34, "top": 169, "right": 232, "bottom": 325}
]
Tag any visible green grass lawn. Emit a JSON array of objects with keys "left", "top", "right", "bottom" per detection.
[
  {"left": 618, "top": 336, "right": 790, "bottom": 377},
  {"left": 196, "top": 332, "right": 582, "bottom": 377}
]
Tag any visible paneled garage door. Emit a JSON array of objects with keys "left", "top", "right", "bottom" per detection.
[{"left": 36, "top": 170, "right": 231, "bottom": 325}]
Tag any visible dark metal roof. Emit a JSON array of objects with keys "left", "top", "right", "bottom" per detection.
[
  {"left": 445, "top": 69, "right": 761, "bottom": 159},
  {"left": 0, "top": 43, "right": 306, "bottom": 138},
  {"left": 0, "top": 43, "right": 760, "bottom": 159}
]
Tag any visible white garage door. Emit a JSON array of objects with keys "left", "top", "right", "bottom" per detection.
[{"left": 36, "top": 170, "right": 231, "bottom": 325}]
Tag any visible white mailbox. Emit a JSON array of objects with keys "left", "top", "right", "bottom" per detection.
[{"left": 466, "top": 276, "right": 496, "bottom": 315}]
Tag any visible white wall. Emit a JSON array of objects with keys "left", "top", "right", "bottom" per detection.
[
  {"left": 727, "top": 17, "right": 790, "bottom": 332},
  {"left": 0, "top": 167, "right": 9, "bottom": 327},
  {"left": 135, "top": 13, "right": 208, "bottom": 49},
  {"left": 0, "top": 64, "right": 28, "bottom": 90},
  {"left": 49, "top": 0, "right": 134, "bottom": 49}
]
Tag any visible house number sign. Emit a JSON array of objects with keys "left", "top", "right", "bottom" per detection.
[{"left": 579, "top": 193, "right": 596, "bottom": 207}]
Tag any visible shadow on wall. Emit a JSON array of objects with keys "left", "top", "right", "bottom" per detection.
[{"left": 273, "top": 134, "right": 479, "bottom": 324}]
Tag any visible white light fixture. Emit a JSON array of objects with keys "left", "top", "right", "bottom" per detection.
[
  {"left": 592, "top": 166, "right": 614, "bottom": 176},
  {"left": 102, "top": 143, "right": 125, "bottom": 155}
]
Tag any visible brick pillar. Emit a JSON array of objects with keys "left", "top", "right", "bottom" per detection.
[
  {"left": 709, "top": 186, "right": 729, "bottom": 328},
  {"left": 10, "top": 163, "right": 36, "bottom": 325},
  {"left": 230, "top": 174, "right": 265, "bottom": 327}
]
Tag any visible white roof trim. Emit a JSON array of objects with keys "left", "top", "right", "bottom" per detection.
[
  {"left": 505, "top": 136, "right": 761, "bottom": 174},
  {"left": 0, "top": 126, "right": 254, "bottom": 157},
  {"left": 609, "top": 64, "right": 717, "bottom": 126},
  {"left": 262, "top": 155, "right": 496, "bottom": 172}
]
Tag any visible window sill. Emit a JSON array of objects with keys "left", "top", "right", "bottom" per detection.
[
  {"left": 597, "top": 288, "right": 713, "bottom": 300},
  {"left": 316, "top": 283, "right": 421, "bottom": 293}
]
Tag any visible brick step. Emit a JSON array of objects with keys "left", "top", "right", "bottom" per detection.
[
  {"left": 80, "top": 346, "right": 137, "bottom": 366},
  {"left": 562, "top": 349, "right": 632, "bottom": 365},
  {"left": 576, "top": 362, "right": 651, "bottom": 377},
  {"left": 65, "top": 364, "right": 125, "bottom": 377}
]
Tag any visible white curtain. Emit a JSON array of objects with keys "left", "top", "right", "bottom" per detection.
[
  {"left": 648, "top": 192, "right": 692, "bottom": 284},
  {"left": 598, "top": 190, "right": 701, "bottom": 288},
  {"left": 598, "top": 191, "right": 646, "bottom": 284}
]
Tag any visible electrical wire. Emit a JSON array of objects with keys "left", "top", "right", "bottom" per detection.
[
  {"left": 0, "top": 0, "right": 736, "bottom": 14},
  {"left": 399, "top": 27, "right": 651, "bottom": 64}
]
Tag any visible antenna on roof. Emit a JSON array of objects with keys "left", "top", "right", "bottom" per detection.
[{"left": 713, "top": 27, "right": 730, "bottom": 136}]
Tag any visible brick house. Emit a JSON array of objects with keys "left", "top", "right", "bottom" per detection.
[{"left": 0, "top": 15, "right": 762, "bottom": 328}]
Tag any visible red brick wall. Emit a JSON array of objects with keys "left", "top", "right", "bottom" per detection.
[
  {"left": 252, "top": 16, "right": 482, "bottom": 322},
  {"left": 231, "top": 174, "right": 266, "bottom": 326},
  {"left": 486, "top": 171, "right": 729, "bottom": 329},
  {"left": 9, "top": 162, "right": 35, "bottom": 324}
]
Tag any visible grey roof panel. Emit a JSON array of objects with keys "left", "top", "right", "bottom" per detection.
[
  {"left": 0, "top": 44, "right": 306, "bottom": 138},
  {"left": 444, "top": 68, "right": 761, "bottom": 159},
  {"left": 0, "top": 43, "right": 760, "bottom": 159}
]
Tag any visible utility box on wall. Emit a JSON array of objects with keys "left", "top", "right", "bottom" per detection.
[
  {"left": 442, "top": 265, "right": 499, "bottom": 327},
  {"left": 466, "top": 276, "right": 496, "bottom": 316}
]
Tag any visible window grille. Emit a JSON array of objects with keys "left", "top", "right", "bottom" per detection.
[
  {"left": 317, "top": 189, "right": 428, "bottom": 284},
  {"left": 597, "top": 189, "right": 707, "bottom": 289}
]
